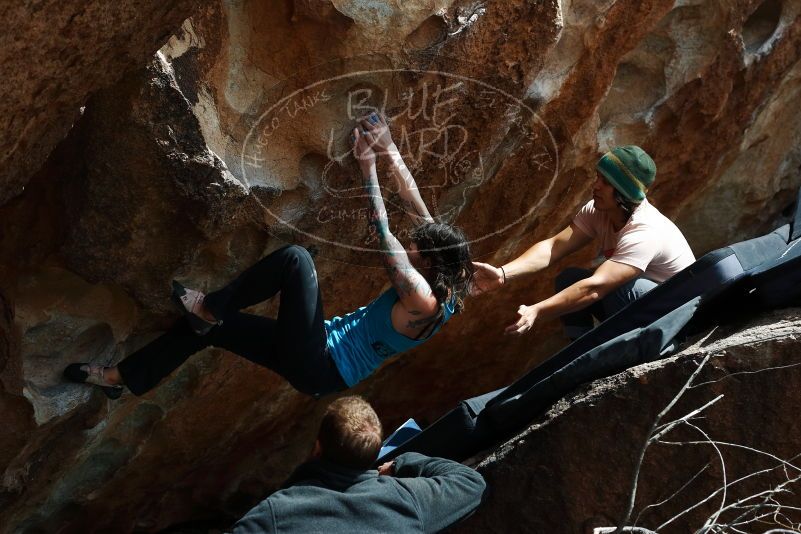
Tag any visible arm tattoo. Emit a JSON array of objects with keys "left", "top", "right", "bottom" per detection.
[
  {"left": 401, "top": 198, "right": 431, "bottom": 226},
  {"left": 363, "top": 169, "right": 433, "bottom": 301}
]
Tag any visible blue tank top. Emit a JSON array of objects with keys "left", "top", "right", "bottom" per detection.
[{"left": 324, "top": 288, "right": 456, "bottom": 387}]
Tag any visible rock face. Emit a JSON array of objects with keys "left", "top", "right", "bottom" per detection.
[
  {"left": 0, "top": 0, "right": 208, "bottom": 205},
  {"left": 455, "top": 309, "right": 801, "bottom": 533},
  {"left": 1, "top": 0, "right": 801, "bottom": 532}
]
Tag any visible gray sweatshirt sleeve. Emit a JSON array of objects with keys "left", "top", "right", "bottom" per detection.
[
  {"left": 228, "top": 498, "right": 276, "bottom": 534},
  {"left": 392, "top": 452, "right": 487, "bottom": 533}
]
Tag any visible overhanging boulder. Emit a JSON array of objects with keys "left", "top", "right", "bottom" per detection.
[{"left": 455, "top": 309, "right": 801, "bottom": 533}]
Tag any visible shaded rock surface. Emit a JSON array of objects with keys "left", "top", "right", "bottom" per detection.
[
  {"left": 0, "top": 0, "right": 208, "bottom": 205},
  {"left": 1, "top": 0, "right": 801, "bottom": 532},
  {"left": 454, "top": 309, "right": 801, "bottom": 533}
]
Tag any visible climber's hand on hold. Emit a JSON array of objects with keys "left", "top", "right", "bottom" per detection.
[
  {"left": 505, "top": 304, "right": 539, "bottom": 335},
  {"left": 352, "top": 127, "right": 377, "bottom": 172},
  {"left": 469, "top": 262, "right": 505, "bottom": 296},
  {"left": 359, "top": 112, "right": 394, "bottom": 154}
]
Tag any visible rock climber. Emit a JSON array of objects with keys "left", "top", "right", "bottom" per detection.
[
  {"left": 472, "top": 145, "right": 695, "bottom": 340},
  {"left": 228, "top": 396, "right": 486, "bottom": 533},
  {"left": 64, "top": 112, "right": 474, "bottom": 398}
]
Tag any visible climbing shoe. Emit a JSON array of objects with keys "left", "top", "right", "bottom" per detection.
[
  {"left": 171, "top": 280, "right": 220, "bottom": 335},
  {"left": 63, "top": 363, "right": 123, "bottom": 400}
]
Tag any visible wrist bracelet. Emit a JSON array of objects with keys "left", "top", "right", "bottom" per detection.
[{"left": 500, "top": 266, "right": 507, "bottom": 284}]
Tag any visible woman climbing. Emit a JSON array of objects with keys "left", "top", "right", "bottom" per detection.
[{"left": 64, "top": 112, "right": 474, "bottom": 399}]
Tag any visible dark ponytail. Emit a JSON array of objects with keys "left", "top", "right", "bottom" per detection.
[{"left": 410, "top": 222, "right": 474, "bottom": 314}]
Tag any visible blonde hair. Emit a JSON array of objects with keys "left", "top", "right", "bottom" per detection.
[{"left": 318, "top": 396, "right": 383, "bottom": 469}]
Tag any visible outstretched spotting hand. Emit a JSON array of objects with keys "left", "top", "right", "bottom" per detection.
[
  {"left": 352, "top": 127, "right": 377, "bottom": 172},
  {"left": 358, "top": 112, "right": 394, "bottom": 154},
  {"left": 469, "top": 262, "right": 505, "bottom": 296},
  {"left": 505, "top": 304, "right": 539, "bottom": 335},
  {"left": 377, "top": 461, "right": 395, "bottom": 476}
]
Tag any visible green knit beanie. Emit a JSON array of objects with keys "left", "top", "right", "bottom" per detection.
[{"left": 596, "top": 145, "right": 656, "bottom": 203}]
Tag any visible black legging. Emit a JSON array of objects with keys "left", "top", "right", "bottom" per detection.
[{"left": 117, "top": 245, "right": 347, "bottom": 397}]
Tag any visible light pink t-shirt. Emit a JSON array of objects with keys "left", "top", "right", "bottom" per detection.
[{"left": 572, "top": 199, "right": 695, "bottom": 283}]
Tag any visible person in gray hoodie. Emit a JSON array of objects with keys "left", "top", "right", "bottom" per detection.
[{"left": 230, "top": 396, "right": 486, "bottom": 534}]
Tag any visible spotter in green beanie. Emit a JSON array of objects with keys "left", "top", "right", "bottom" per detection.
[{"left": 596, "top": 145, "right": 656, "bottom": 203}]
